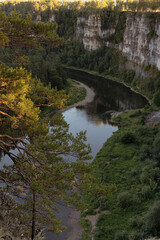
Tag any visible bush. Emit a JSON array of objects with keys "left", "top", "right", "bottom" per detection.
[
  {"left": 81, "top": 219, "right": 92, "bottom": 233},
  {"left": 141, "top": 185, "right": 152, "bottom": 200},
  {"left": 117, "top": 191, "right": 136, "bottom": 209},
  {"left": 128, "top": 231, "right": 139, "bottom": 240},
  {"left": 153, "top": 90, "right": 160, "bottom": 106},
  {"left": 129, "top": 110, "right": 141, "bottom": 117},
  {"left": 138, "top": 144, "right": 151, "bottom": 161},
  {"left": 153, "top": 133, "right": 160, "bottom": 154},
  {"left": 121, "top": 132, "right": 136, "bottom": 144},
  {"left": 129, "top": 216, "right": 143, "bottom": 228},
  {"left": 143, "top": 201, "right": 160, "bottom": 236},
  {"left": 99, "top": 197, "right": 108, "bottom": 211},
  {"left": 114, "top": 231, "right": 129, "bottom": 240},
  {"left": 82, "top": 233, "right": 91, "bottom": 240},
  {"left": 140, "top": 171, "right": 150, "bottom": 184},
  {"left": 82, "top": 208, "right": 97, "bottom": 217},
  {"left": 130, "top": 167, "right": 139, "bottom": 177}
]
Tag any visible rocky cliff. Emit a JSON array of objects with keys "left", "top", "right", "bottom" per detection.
[{"left": 76, "top": 13, "right": 160, "bottom": 71}]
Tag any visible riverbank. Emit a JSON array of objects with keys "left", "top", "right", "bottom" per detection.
[
  {"left": 63, "top": 66, "right": 151, "bottom": 105},
  {"left": 61, "top": 67, "right": 160, "bottom": 240},
  {"left": 83, "top": 105, "right": 160, "bottom": 240},
  {"left": 64, "top": 80, "right": 95, "bottom": 111},
  {"left": 48, "top": 80, "right": 95, "bottom": 118}
]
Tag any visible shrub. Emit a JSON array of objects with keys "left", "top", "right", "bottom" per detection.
[
  {"left": 121, "top": 132, "right": 136, "bottom": 144},
  {"left": 141, "top": 185, "right": 152, "bottom": 200},
  {"left": 153, "top": 90, "right": 160, "bottom": 106},
  {"left": 82, "top": 233, "right": 91, "bottom": 240},
  {"left": 138, "top": 144, "right": 151, "bottom": 161},
  {"left": 143, "top": 201, "right": 160, "bottom": 236},
  {"left": 129, "top": 110, "right": 141, "bottom": 117},
  {"left": 153, "top": 133, "right": 160, "bottom": 154},
  {"left": 117, "top": 191, "right": 136, "bottom": 209},
  {"left": 129, "top": 216, "right": 143, "bottom": 228},
  {"left": 130, "top": 167, "right": 139, "bottom": 177},
  {"left": 96, "top": 214, "right": 107, "bottom": 227},
  {"left": 114, "top": 231, "right": 129, "bottom": 240},
  {"left": 140, "top": 171, "right": 150, "bottom": 184},
  {"left": 128, "top": 231, "right": 139, "bottom": 240},
  {"left": 99, "top": 198, "right": 108, "bottom": 211},
  {"left": 81, "top": 219, "right": 92, "bottom": 233}
]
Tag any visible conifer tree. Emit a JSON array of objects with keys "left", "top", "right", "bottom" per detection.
[
  {"left": 1, "top": 114, "right": 92, "bottom": 239},
  {"left": 0, "top": 8, "right": 94, "bottom": 240}
]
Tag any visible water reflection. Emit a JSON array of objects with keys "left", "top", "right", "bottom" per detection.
[
  {"left": 65, "top": 68, "right": 148, "bottom": 112},
  {"left": 63, "top": 107, "right": 117, "bottom": 158}
]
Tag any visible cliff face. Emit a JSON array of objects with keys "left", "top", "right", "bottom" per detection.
[
  {"left": 122, "top": 13, "right": 160, "bottom": 71},
  {"left": 77, "top": 14, "right": 116, "bottom": 51},
  {"left": 76, "top": 13, "right": 160, "bottom": 71},
  {"left": 76, "top": 15, "right": 102, "bottom": 50}
]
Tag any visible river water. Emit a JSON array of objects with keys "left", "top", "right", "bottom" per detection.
[
  {"left": 44, "top": 70, "right": 148, "bottom": 240},
  {"left": 0, "top": 70, "right": 148, "bottom": 240}
]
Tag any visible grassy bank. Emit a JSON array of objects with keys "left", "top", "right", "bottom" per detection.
[
  {"left": 65, "top": 79, "right": 87, "bottom": 106},
  {"left": 61, "top": 66, "right": 160, "bottom": 240},
  {"left": 81, "top": 106, "right": 160, "bottom": 240}
]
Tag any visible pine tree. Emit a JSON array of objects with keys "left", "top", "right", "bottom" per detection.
[{"left": 1, "top": 114, "right": 92, "bottom": 239}]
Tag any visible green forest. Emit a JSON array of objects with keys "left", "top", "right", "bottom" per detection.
[{"left": 1, "top": 1, "right": 160, "bottom": 240}]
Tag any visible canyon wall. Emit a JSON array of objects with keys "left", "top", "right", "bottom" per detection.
[{"left": 76, "top": 13, "right": 160, "bottom": 71}]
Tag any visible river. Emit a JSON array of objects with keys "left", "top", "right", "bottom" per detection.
[
  {"left": 44, "top": 69, "right": 148, "bottom": 240},
  {"left": 0, "top": 69, "right": 148, "bottom": 240}
]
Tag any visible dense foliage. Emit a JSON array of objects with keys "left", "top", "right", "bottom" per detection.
[
  {"left": 1, "top": 0, "right": 160, "bottom": 16},
  {"left": 81, "top": 107, "right": 160, "bottom": 240},
  {"left": 1, "top": 1, "right": 160, "bottom": 240},
  {"left": 0, "top": 10, "right": 94, "bottom": 240},
  {"left": 59, "top": 41, "right": 136, "bottom": 86}
]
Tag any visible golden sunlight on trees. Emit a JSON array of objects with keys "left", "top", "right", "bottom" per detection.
[{"left": 0, "top": 7, "right": 108, "bottom": 240}]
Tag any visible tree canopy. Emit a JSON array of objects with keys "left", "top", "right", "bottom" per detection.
[
  {"left": 0, "top": 114, "right": 92, "bottom": 239},
  {"left": 0, "top": 8, "right": 97, "bottom": 240}
]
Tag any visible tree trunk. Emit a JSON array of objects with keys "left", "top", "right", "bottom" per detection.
[{"left": 31, "top": 190, "right": 36, "bottom": 240}]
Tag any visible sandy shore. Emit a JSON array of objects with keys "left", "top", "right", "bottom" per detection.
[
  {"left": 71, "top": 81, "right": 95, "bottom": 108},
  {"left": 48, "top": 81, "right": 95, "bottom": 118}
]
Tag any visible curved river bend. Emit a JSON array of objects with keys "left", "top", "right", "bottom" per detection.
[
  {"left": 45, "top": 69, "right": 148, "bottom": 240},
  {"left": 0, "top": 69, "right": 148, "bottom": 240}
]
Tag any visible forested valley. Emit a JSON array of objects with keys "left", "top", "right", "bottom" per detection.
[{"left": 1, "top": 1, "right": 160, "bottom": 240}]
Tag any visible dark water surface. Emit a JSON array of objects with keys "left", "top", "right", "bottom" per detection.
[{"left": 0, "top": 69, "right": 148, "bottom": 240}]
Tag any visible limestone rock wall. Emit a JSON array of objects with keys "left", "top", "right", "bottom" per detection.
[
  {"left": 76, "top": 14, "right": 115, "bottom": 51},
  {"left": 121, "top": 13, "right": 160, "bottom": 71},
  {"left": 76, "top": 13, "right": 160, "bottom": 71}
]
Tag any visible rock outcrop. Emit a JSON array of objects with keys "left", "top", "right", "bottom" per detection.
[
  {"left": 76, "top": 13, "right": 160, "bottom": 71},
  {"left": 121, "top": 13, "right": 160, "bottom": 71},
  {"left": 76, "top": 14, "right": 116, "bottom": 51}
]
